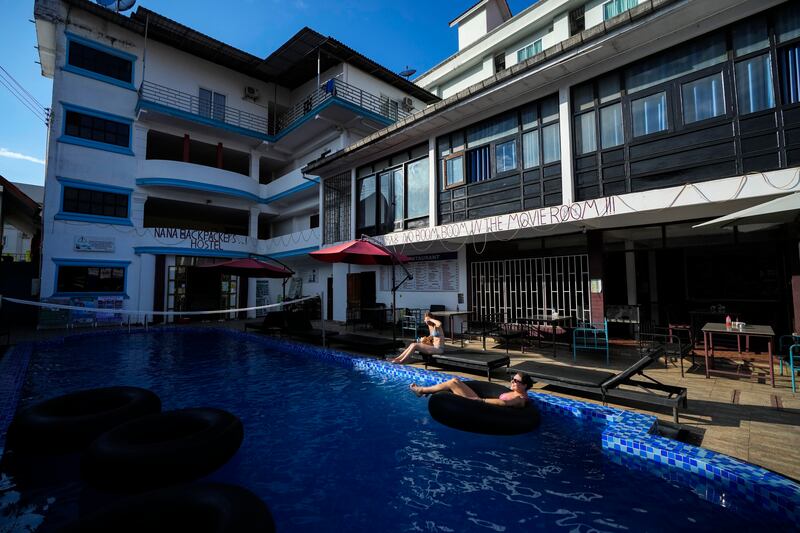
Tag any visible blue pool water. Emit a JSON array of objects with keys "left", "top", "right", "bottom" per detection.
[{"left": 0, "top": 330, "right": 793, "bottom": 531}]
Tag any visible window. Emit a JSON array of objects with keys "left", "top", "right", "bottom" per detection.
[
  {"left": 357, "top": 155, "right": 430, "bottom": 235},
  {"left": 569, "top": 6, "right": 585, "bottom": 36},
  {"left": 542, "top": 123, "right": 561, "bottom": 163},
  {"left": 780, "top": 44, "right": 800, "bottom": 105},
  {"left": 56, "top": 265, "right": 125, "bottom": 294},
  {"left": 631, "top": 92, "right": 668, "bottom": 137},
  {"left": 522, "top": 130, "right": 540, "bottom": 168},
  {"left": 682, "top": 72, "right": 725, "bottom": 124},
  {"left": 467, "top": 146, "right": 491, "bottom": 182},
  {"left": 199, "top": 88, "right": 226, "bottom": 122},
  {"left": 406, "top": 158, "right": 429, "bottom": 220},
  {"left": 357, "top": 176, "right": 376, "bottom": 230},
  {"left": 495, "top": 140, "right": 517, "bottom": 173},
  {"left": 517, "top": 39, "right": 542, "bottom": 63},
  {"left": 67, "top": 38, "right": 133, "bottom": 85},
  {"left": 604, "top": 0, "right": 638, "bottom": 20},
  {"left": 574, "top": 111, "right": 596, "bottom": 155},
  {"left": 444, "top": 155, "right": 465, "bottom": 187},
  {"left": 736, "top": 55, "right": 775, "bottom": 114},
  {"left": 600, "top": 103, "right": 624, "bottom": 148},
  {"left": 64, "top": 109, "right": 130, "bottom": 148},
  {"left": 63, "top": 186, "right": 128, "bottom": 218},
  {"left": 494, "top": 54, "right": 506, "bottom": 73}
]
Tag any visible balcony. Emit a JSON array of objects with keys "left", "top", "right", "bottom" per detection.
[
  {"left": 138, "top": 160, "right": 261, "bottom": 203},
  {"left": 138, "top": 81, "right": 272, "bottom": 139},
  {"left": 137, "top": 79, "right": 410, "bottom": 141},
  {"left": 277, "top": 78, "right": 410, "bottom": 133}
]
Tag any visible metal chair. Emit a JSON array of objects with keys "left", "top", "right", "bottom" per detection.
[{"left": 778, "top": 335, "right": 800, "bottom": 393}]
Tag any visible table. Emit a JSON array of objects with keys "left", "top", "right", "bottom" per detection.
[
  {"left": 518, "top": 315, "right": 574, "bottom": 357},
  {"left": 430, "top": 310, "right": 471, "bottom": 342},
  {"left": 701, "top": 322, "right": 775, "bottom": 387}
]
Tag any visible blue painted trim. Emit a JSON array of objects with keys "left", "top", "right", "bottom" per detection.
[
  {"left": 133, "top": 247, "right": 250, "bottom": 258},
  {"left": 62, "top": 65, "right": 136, "bottom": 91},
  {"left": 136, "top": 178, "right": 260, "bottom": 202},
  {"left": 57, "top": 176, "right": 133, "bottom": 194},
  {"left": 54, "top": 212, "right": 134, "bottom": 226},
  {"left": 53, "top": 257, "right": 130, "bottom": 298},
  {"left": 52, "top": 258, "right": 131, "bottom": 267},
  {"left": 261, "top": 180, "right": 317, "bottom": 204},
  {"left": 136, "top": 100, "right": 271, "bottom": 141},
  {"left": 61, "top": 101, "right": 134, "bottom": 124},
  {"left": 65, "top": 31, "right": 137, "bottom": 62},
  {"left": 269, "top": 246, "right": 319, "bottom": 258},
  {"left": 64, "top": 32, "right": 136, "bottom": 90},
  {"left": 57, "top": 176, "right": 133, "bottom": 225},
  {"left": 60, "top": 101, "right": 134, "bottom": 156},
  {"left": 51, "top": 292, "right": 130, "bottom": 299},
  {"left": 57, "top": 136, "right": 134, "bottom": 156}
]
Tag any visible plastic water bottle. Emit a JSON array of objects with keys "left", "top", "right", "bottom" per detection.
[{"left": 725, "top": 315, "right": 732, "bottom": 329}]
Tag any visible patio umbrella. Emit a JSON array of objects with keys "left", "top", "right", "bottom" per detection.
[
  {"left": 309, "top": 236, "right": 413, "bottom": 346},
  {"left": 200, "top": 257, "right": 294, "bottom": 312}
]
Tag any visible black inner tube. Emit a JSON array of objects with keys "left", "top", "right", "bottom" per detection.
[
  {"left": 8, "top": 386, "right": 162, "bottom": 454},
  {"left": 428, "top": 381, "right": 540, "bottom": 435},
  {"left": 82, "top": 407, "right": 244, "bottom": 492}
]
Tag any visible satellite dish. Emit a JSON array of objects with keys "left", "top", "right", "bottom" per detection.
[
  {"left": 96, "top": 0, "right": 136, "bottom": 12},
  {"left": 399, "top": 67, "right": 416, "bottom": 79}
]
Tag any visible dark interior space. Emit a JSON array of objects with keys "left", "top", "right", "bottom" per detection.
[
  {"left": 144, "top": 197, "right": 249, "bottom": 235},
  {"left": 145, "top": 130, "right": 250, "bottom": 176},
  {"left": 257, "top": 213, "right": 272, "bottom": 240}
]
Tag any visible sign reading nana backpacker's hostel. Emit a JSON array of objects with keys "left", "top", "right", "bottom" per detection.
[{"left": 152, "top": 228, "right": 248, "bottom": 250}]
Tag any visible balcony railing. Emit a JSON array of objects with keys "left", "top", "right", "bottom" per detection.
[
  {"left": 139, "top": 79, "right": 410, "bottom": 138},
  {"left": 139, "top": 81, "right": 271, "bottom": 136},
  {"left": 276, "top": 78, "right": 410, "bottom": 132}
]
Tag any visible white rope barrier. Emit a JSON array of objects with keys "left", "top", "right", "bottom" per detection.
[{"left": 0, "top": 294, "right": 319, "bottom": 317}]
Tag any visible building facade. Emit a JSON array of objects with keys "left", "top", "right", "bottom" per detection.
[
  {"left": 33, "top": 0, "right": 437, "bottom": 320},
  {"left": 308, "top": 0, "right": 800, "bottom": 336}
]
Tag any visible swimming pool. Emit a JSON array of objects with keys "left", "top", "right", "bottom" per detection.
[{"left": 0, "top": 329, "right": 797, "bottom": 531}]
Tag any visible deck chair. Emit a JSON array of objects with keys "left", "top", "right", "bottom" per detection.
[
  {"left": 243, "top": 311, "right": 287, "bottom": 334},
  {"left": 509, "top": 346, "right": 688, "bottom": 423}
]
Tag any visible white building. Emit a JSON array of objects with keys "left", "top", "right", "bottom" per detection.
[
  {"left": 307, "top": 0, "right": 800, "bottom": 337},
  {"left": 33, "top": 0, "right": 438, "bottom": 320}
]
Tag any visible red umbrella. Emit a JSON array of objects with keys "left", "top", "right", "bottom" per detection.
[
  {"left": 310, "top": 237, "right": 412, "bottom": 346},
  {"left": 200, "top": 257, "right": 292, "bottom": 278},
  {"left": 309, "top": 239, "right": 410, "bottom": 265}
]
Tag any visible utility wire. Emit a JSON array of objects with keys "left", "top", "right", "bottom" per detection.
[{"left": 0, "top": 65, "right": 49, "bottom": 125}]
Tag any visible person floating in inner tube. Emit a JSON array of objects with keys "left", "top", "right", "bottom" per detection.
[
  {"left": 391, "top": 312, "right": 445, "bottom": 364},
  {"left": 409, "top": 373, "right": 534, "bottom": 408}
]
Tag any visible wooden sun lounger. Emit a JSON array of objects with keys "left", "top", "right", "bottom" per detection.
[
  {"left": 509, "top": 349, "right": 687, "bottom": 422},
  {"left": 425, "top": 351, "right": 511, "bottom": 381}
]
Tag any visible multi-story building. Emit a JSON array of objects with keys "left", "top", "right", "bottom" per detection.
[
  {"left": 308, "top": 0, "right": 800, "bottom": 336},
  {"left": 33, "top": 0, "right": 437, "bottom": 320}
]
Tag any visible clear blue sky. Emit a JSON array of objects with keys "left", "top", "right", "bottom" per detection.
[{"left": 0, "top": 0, "right": 534, "bottom": 186}]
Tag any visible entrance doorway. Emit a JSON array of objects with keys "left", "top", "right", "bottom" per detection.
[
  {"left": 347, "top": 271, "right": 376, "bottom": 311},
  {"left": 166, "top": 256, "right": 238, "bottom": 321},
  {"left": 327, "top": 277, "right": 334, "bottom": 320}
]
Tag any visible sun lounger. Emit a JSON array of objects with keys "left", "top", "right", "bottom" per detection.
[
  {"left": 425, "top": 351, "right": 511, "bottom": 381},
  {"left": 243, "top": 311, "right": 287, "bottom": 335},
  {"left": 508, "top": 348, "right": 687, "bottom": 422},
  {"left": 331, "top": 333, "right": 401, "bottom": 354}
]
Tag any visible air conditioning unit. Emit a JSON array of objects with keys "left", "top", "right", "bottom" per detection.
[
  {"left": 243, "top": 86, "right": 260, "bottom": 100},
  {"left": 401, "top": 96, "right": 414, "bottom": 111}
]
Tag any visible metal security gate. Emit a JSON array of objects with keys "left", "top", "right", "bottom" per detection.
[{"left": 470, "top": 255, "right": 591, "bottom": 323}]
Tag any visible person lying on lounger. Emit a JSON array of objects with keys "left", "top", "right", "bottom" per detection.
[
  {"left": 409, "top": 373, "right": 533, "bottom": 408},
  {"left": 391, "top": 312, "right": 444, "bottom": 364}
]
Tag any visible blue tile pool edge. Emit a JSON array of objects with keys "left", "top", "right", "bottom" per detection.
[{"left": 3, "top": 326, "right": 799, "bottom": 522}]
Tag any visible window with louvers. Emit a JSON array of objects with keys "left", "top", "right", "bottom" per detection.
[
  {"left": 323, "top": 172, "right": 351, "bottom": 244},
  {"left": 68, "top": 40, "right": 132, "bottom": 83}
]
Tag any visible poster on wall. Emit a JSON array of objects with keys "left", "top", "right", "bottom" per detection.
[
  {"left": 381, "top": 252, "right": 459, "bottom": 292},
  {"left": 74, "top": 235, "right": 115, "bottom": 253}
]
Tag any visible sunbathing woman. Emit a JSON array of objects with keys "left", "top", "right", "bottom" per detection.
[
  {"left": 409, "top": 373, "right": 533, "bottom": 408},
  {"left": 391, "top": 312, "right": 444, "bottom": 364}
]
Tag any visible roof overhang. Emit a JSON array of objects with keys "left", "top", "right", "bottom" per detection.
[{"left": 693, "top": 193, "right": 800, "bottom": 229}]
